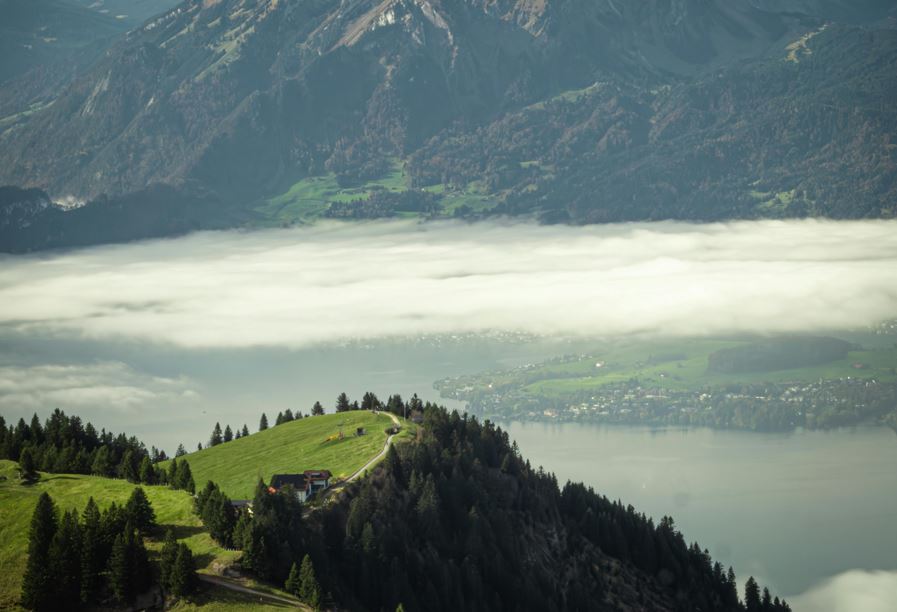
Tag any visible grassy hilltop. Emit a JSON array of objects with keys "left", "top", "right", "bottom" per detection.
[
  {"left": 0, "top": 460, "right": 237, "bottom": 610},
  {"left": 164, "top": 411, "right": 404, "bottom": 501}
]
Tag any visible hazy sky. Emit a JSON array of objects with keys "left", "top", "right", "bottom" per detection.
[{"left": 1, "top": 218, "right": 896, "bottom": 349}]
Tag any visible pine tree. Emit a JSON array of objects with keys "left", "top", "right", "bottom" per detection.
[
  {"left": 259, "top": 413, "right": 269, "bottom": 431},
  {"left": 138, "top": 455, "right": 155, "bottom": 484},
  {"left": 80, "top": 498, "right": 102, "bottom": 604},
  {"left": 210, "top": 423, "right": 223, "bottom": 447},
  {"left": 175, "top": 444, "right": 187, "bottom": 457},
  {"left": 298, "top": 554, "right": 321, "bottom": 609},
  {"left": 284, "top": 561, "right": 301, "bottom": 596},
  {"left": 223, "top": 425, "right": 233, "bottom": 443},
  {"left": 49, "top": 509, "right": 82, "bottom": 607},
  {"left": 312, "top": 401, "right": 324, "bottom": 416},
  {"left": 118, "top": 449, "right": 138, "bottom": 482},
  {"left": 176, "top": 460, "right": 195, "bottom": 494},
  {"left": 169, "top": 543, "right": 197, "bottom": 597},
  {"left": 125, "top": 487, "right": 156, "bottom": 534},
  {"left": 241, "top": 424, "right": 250, "bottom": 437},
  {"left": 21, "top": 492, "right": 58, "bottom": 610},
  {"left": 159, "top": 529, "right": 179, "bottom": 592},
  {"left": 745, "top": 576, "right": 761, "bottom": 612},
  {"left": 283, "top": 409, "right": 294, "bottom": 422},
  {"left": 18, "top": 446, "right": 38, "bottom": 482},
  {"left": 108, "top": 532, "right": 131, "bottom": 603},
  {"left": 91, "top": 445, "right": 114, "bottom": 477},
  {"left": 335, "top": 392, "right": 351, "bottom": 413},
  {"left": 275, "top": 411, "right": 284, "bottom": 426},
  {"left": 167, "top": 457, "right": 179, "bottom": 487}
]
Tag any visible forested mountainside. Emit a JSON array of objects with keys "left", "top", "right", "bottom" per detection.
[
  {"left": 0, "top": 0, "right": 895, "bottom": 251},
  {"left": 2, "top": 402, "right": 791, "bottom": 611}
]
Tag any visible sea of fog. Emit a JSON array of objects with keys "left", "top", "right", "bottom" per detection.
[{"left": 2, "top": 218, "right": 897, "bottom": 610}]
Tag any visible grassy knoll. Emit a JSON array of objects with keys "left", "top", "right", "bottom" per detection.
[
  {"left": 168, "top": 411, "right": 397, "bottom": 499},
  {"left": 0, "top": 460, "right": 237, "bottom": 610}
]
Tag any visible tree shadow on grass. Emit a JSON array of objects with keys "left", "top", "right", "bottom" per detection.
[{"left": 158, "top": 523, "right": 205, "bottom": 540}]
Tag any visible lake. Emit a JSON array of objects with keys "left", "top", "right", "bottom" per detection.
[{"left": 503, "top": 421, "right": 897, "bottom": 604}]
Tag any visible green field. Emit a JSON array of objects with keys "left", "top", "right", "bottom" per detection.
[
  {"left": 252, "top": 160, "right": 497, "bottom": 225},
  {"left": 440, "top": 335, "right": 897, "bottom": 401},
  {"left": 0, "top": 460, "right": 237, "bottom": 610},
  {"left": 167, "top": 412, "right": 399, "bottom": 499}
]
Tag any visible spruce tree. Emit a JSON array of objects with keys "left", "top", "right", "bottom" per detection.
[
  {"left": 159, "top": 529, "right": 179, "bottom": 591},
  {"left": 298, "top": 554, "right": 321, "bottom": 609},
  {"left": 125, "top": 487, "right": 156, "bottom": 534},
  {"left": 210, "top": 423, "right": 223, "bottom": 447},
  {"left": 118, "top": 449, "right": 138, "bottom": 482},
  {"left": 18, "top": 446, "right": 38, "bottom": 482},
  {"left": 259, "top": 413, "right": 269, "bottom": 431},
  {"left": 312, "top": 401, "right": 324, "bottom": 416},
  {"left": 175, "top": 460, "right": 195, "bottom": 494},
  {"left": 49, "top": 509, "right": 82, "bottom": 607},
  {"left": 169, "top": 544, "right": 197, "bottom": 597},
  {"left": 80, "top": 498, "right": 102, "bottom": 604},
  {"left": 335, "top": 392, "right": 351, "bottom": 413},
  {"left": 138, "top": 455, "right": 155, "bottom": 484},
  {"left": 284, "top": 561, "right": 301, "bottom": 596},
  {"left": 167, "top": 457, "right": 179, "bottom": 487},
  {"left": 21, "top": 492, "right": 57, "bottom": 610},
  {"left": 283, "top": 409, "right": 294, "bottom": 422},
  {"left": 175, "top": 444, "right": 187, "bottom": 457},
  {"left": 745, "top": 576, "right": 761, "bottom": 612},
  {"left": 223, "top": 425, "right": 233, "bottom": 443},
  {"left": 108, "top": 532, "right": 131, "bottom": 603},
  {"left": 241, "top": 424, "right": 250, "bottom": 437},
  {"left": 91, "top": 445, "right": 114, "bottom": 477}
]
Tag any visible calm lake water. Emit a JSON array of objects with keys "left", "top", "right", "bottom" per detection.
[{"left": 503, "top": 421, "right": 897, "bottom": 600}]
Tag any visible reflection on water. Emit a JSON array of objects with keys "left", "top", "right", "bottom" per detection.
[{"left": 503, "top": 421, "right": 897, "bottom": 600}]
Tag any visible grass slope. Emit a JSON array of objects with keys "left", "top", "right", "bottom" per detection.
[
  {"left": 0, "top": 460, "right": 237, "bottom": 610},
  {"left": 170, "top": 412, "right": 396, "bottom": 499}
]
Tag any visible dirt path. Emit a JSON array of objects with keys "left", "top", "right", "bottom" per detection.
[{"left": 199, "top": 574, "right": 306, "bottom": 608}]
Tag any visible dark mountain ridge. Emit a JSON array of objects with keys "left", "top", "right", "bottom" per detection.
[{"left": 0, "top": 0, "right": 894, "bottom": 251}]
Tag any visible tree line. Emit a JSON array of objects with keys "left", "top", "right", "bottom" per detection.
[{"left": 21, "top": 488, "right": 197, "bottom": 610}]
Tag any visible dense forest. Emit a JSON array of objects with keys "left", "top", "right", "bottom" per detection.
[
  {"left": 11, "top": 398, "right": 791, "bottom": 610},
  {"left": 0, "top": 409, "right": 195, "bottom": 493}
]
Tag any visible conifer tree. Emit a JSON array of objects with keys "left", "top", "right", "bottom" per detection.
[
  {"left": 259, "top": 413, "right": 269, "bottom": 431},
  {"left": 241, "top": 424, "right": 250, "bottom": 437},
  {"left": 275, "top": 411, "right": 284, "bottom": 426},
  {"left": 91, "top": 445, "right": 114, "bottom": 477},
  {"left": 312, "top": 401, "right": 324, "bottom": 416},
  {"left": 138, "top": 455, "right": 155, "bottom": 484},
  {"left": 176, "top": 460, "right": 195, "bottom": 494},
  {"left": 80, "top": 498, "right": 102, "bottom": 604},
  {"left": 210, "top": 423, "right": 223, "bottom": 447},
  {"left": 18, "top": 446, "right": 38, "bottom": 482},
  {"left": 298, "top": 554, "right": 321, "bottom": 609},
  {"left": 223, "top": 425, "right": 233, "bottom": 443},
  {"left": 159, "top": 529, "right": 179, "bottom": 591},
  {"left": 745, "top": 576, "right": 761, "bottom": 612},
  {"left": 118, "top": 449, "right": 138, "bottom": 482},
  {"left": 108, "top": 532, "right": 131, "bottom": 603},
  {"left": 335, "top": 392, "right": 351, "bottom": 413},
  {"left": 21, "top": 492, "right": 57, "bottom": 610},
  {"left": 169, "top": 543, "right": 197, "bottom": 597},
  {"left": 285, "top": 561, "right": 301, "bottom": 596},
  {"left": 49, "top": 509, "right": 82, "bottom": 607},
  {"left": 175, "top": 444, "right": 187, "bottom": 457},
  {"left": 125, "top": 487, "right": 156, "bottom": 534},
  {"left": 167, "top": 457, "right": 179, "bottom": 486}
]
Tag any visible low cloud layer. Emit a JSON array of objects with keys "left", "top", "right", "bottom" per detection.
[
  {"left": 0, "top": 361, "right": 197, "bottom": 414},
  {"left": 1, "top": 219, "right": 896, "bottom": 349},
  {"left": 790, "top": 570, "right": 897, "bottom": 612}
]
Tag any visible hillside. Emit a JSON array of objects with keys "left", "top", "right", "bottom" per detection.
[
  {"left": 0, "top": 0, "right": 894, "bottom": 252},
  {"left": 168, "top": 412, "right": 402, "bottom": 499},
  {"left": 0, "top": 459, "right": 237, "bottom": 610}
]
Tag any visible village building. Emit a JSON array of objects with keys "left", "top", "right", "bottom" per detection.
[{"left": 269, "top": 469, "right": 332, "bottom": 503}]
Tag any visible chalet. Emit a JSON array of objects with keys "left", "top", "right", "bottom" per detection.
[
  {"left": 270, "top": 473, "right": 311, "bottom": 502},
  {"left": 269, "top": 469, "right": 332, "bottom": 503},
  {"left": 304, "top": 469, "right": 332, "bottom": 493}
]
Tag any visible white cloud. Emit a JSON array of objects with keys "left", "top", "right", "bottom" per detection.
[
  {"left": 0, "top": 361, "right": 197, "bottom": 412},
  {"left": 0, "top": 219, "right": 895, "bottom": 349},
  {"left": 790, "top": 570, "right": 897, "bottom": 612}
]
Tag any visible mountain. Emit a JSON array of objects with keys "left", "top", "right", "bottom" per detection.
[{"left": 0, "top": 0, "right": 894, "bottom": 251}]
